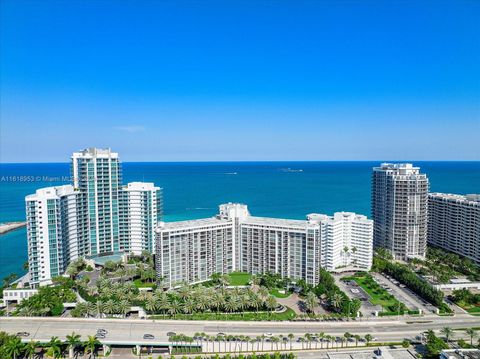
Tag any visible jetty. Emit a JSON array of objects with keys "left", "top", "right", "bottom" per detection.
[{"left": 0, "top": 221, "right": 26, "bottom": 235}]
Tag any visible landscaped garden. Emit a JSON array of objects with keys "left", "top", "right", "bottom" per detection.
[
  {"left": 397, "top": 247, "right": 480, "bottom": 285},
  {"left": 313, "top": 268, "right": 361, "bottom": 317},
  {"left": 450, "top": 289, "right": 480, "bottom": 314}
]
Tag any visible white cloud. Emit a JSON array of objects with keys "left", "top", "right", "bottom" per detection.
[{"left": 114, "top": 125, "right": 145, "bottom": 133}]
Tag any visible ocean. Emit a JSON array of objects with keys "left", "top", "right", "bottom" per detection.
[{"left": 1, "top": 161, "right": 479, "bottom": 281}]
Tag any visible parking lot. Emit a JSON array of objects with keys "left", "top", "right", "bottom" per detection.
[
  {"left": 334, "top": 274, "right": 382, "bottom": 316},
  {"left": 371, "top": 273, "right": 437, "bottom": 314}
]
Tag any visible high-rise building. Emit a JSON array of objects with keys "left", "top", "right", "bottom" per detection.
[
  {"left": 156, "top": 203, "right": 373, "bottom": 288},
  {"left": 119, "top": 182, "right": 163, "bottom": 254},
  {"left": 372, "top": 163, "right": 429, "bottom": 260},
  {"left": 26, "top": 148, "right": 162, "bottom": 286},
  {"left": 428, "top": 193, "right": 480, "bottom": 264},
  {"left": 310, "top": 212, "right": 374, "bottom": 271},
  {"left": 25, "top": 185, "right": 82, "bottom": 285}
]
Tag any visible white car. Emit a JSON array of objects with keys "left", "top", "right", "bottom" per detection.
[{"left": 264, "top": 333, "right": 273, "bottom": 337}]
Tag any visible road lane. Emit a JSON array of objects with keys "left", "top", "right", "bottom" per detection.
[{"left": 1, "top": 315, "right": 479, "bottom": 345}]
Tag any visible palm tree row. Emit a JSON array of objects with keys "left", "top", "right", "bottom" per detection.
[
  {"left": 1, "top": 332, "right": 101, "bottom": 359},
  {"left": 72, "top": 298, "right": 131, "bottom": 318},
  {"left": 147, "top": 285, "right": 278, "bottom": 317},
  {"left": 170, "top": 331, "right": 375, "bottom": 354}
]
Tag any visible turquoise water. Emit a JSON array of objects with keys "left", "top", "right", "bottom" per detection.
[{"left": 1, "top": 161, "right": 479, "bottom": 280}]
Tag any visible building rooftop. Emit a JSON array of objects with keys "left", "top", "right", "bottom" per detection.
[
  {"left": 430, "top": 192, "right": 480, "bottom": 203},
  {"left": 72, "top": 147, "right": 119, "bottom": 158},
  {"left": 441, "top": 349, "right": 480, "bottom": 359},
  {"left": 157, "top": 217, "right": 231, "bottom": 231},
  {"left": 243, "top": 215, "right": 312, "bottom": 229},
  {"left": 25, "top": 185, "right": 77, "bottom": 201},
  {"left": 373, "top": 163, "right": 424, "bottom": 176},
  {"left": 122, "top": 182, "right": 160, "bottom": 191}
]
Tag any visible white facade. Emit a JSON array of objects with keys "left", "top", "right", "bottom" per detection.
[
  {"left": 25, "top": 185, "right": 81, "bottom": 286},
  {"left": 428, "top": 193, "right": 480, "bottom": 265},
  {"left": 26, "top": 149, "right": 162, "bottom": 286},
  {"left": 119, "top": 182, "right": 162, "bottom": 254},
  {"left": 156, "top": 203, "right": 373, "bottom": 288},
  {"left": 310, "top": 212, "right": 373, "bottom": 271},
  {"left": 72, "top": 148, "right": 121, "bottom": 254},
  {"left": 372, "top": 163, "right": 429, "bottom": 260},
  {"left": 2, "top": 289, "right": 39, "bottom": 303}
]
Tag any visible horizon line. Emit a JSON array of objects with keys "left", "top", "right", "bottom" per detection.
[{"left": 1, "top": 159, "right": 479, "bottom": 165}]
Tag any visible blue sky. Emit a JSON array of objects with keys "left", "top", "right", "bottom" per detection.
[{"left": 1, "top": 0, "right": 479, "bottom": 162}]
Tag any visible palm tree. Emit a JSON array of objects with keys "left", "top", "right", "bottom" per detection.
[
  {"left": 95, "top": 300, "right": 104, "bottom": 318},
  {"left": 265, "top": 296, "right": 277, "bottom": 315},
  {"left": 288, "top": 333, "right": 295, "bottom": 350},
  {"left": 344, "top": 332, "right": 352, "bottom": 347},
  {"left": 441, "top": 327, "right": 454, "bottom": 344},
  {"left": 177, "top": 285, "right": 191, "bottom": 300},
  {"left": 298, "top": 337, "right": 305, "bottom": 350},
  {"left": 66, "top": 332, "right": 82, "bottom": 358},
  {"left": 145, "top": 296, "right": 158, "bottom": 313},
  {"left": 103, "top": 299, "right": 117, "bottom": 316},
  {"left": 84, "top": 335, "right": 100, "bottom": 358},
  {"left": 168, "top": 298, "right": 182, "bottom": 318},
  {"left": 118, "top": 299, "right": 130, "bottom": 318},
  {"left": 46, "top": 336, "right": 63, "bottom": 359},
  {"left": 364, "top": 334, "right": 373, "bottom": 346},
  {"left": 239, "top": 294, "right": 250, "bottom": 316},
  {"left": 23, "top": 340, "right": 38, "bottom": 359},
  {"left": 304, "top": 292, "right": 318, "bottom": 314},
  {"left": 317, "top": 332, "right": 325, "bottom": 349},
  {"left": 183, "top": 298, "right": 196, "bottom": 315},
  {"left": 329, "top": 292, "right": 343, "bottom": 312},
  {"left": 466, "top": 328, "right": 478, "bottom": 346},
  {"left": 258, "top": 286, "right": 269, "bottom": 300},
  {"left": 354, "top": 335, "right": 361, "bottom": 347},
  {"left": 4, "top": 337, "right": 24, "bottom": 359},
  {"left": 226, "top": 294, "right": 240, "bottom": 315}
]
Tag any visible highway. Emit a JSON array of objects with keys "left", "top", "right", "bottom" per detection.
[{"left": 1, "top": 314, "right": 479, "bottom": 348}]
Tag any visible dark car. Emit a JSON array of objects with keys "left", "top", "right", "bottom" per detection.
[
  {"left": 167, "top": 332, "right": 176, "bottom": 337},
  {"left": 16, "top": 332, "right": 30, "bottom": 337},
  {"left": 97, "top": 329, "right": 108, "bottom": 335},
  {"left": 143, "top": 334, "right": 155, "bottom": 340}
]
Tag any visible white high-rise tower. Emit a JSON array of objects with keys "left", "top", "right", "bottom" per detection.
[
  {"left": 372, "top": 163, "right": 429, "bottom": 260},
  {"left": 71, "top": 148, "right": 121, "bottom": 255}
]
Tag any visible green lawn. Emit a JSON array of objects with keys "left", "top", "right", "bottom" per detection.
[
  {"left": 133, "top": 279, "right": 155, "bottom": 288},
  {"left": 150, "top": 307, "right": 296, "bottom": 321},
  {"left": 269, "top": 288, "right": 291, "bottom": 298},
  {"left": 228, "top": 272, "right": 252, "bottom": 286},
  {"left": 342, "top": 275, "right": 400, "bottom": 310},
  {"left": 453, "top": 300, "right": 480, "bottom": 314}
]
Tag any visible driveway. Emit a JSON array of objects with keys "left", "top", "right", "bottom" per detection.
[{"left": 276, "top": 293, "right": 328, "bottom": 315}]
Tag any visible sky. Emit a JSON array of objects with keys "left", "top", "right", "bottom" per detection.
[{"left": 1, "top": 0, "right": 479, "bottom": 162}]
